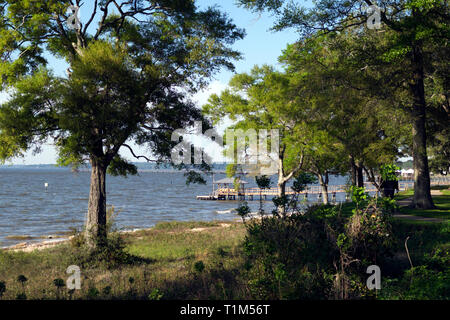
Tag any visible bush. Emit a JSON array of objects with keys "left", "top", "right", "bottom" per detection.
[
  {"left": 243, "top": 200, "right": 395, "bottom": 300},
  {"left": 381, "top": 245, "right": 450, "bottom": 300},
  {"left": 243, "top": 206, "right": 341, "bottom": 299},
  {"left": 68, "top": 232, "right": 132, "bottom": 269}
]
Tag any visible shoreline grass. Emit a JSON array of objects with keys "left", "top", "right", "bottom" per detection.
[
  {"left": 0, "top": 188, "right": 448, "bottom": 300},
  {"left": 0, "top": 213, "right": 448, "bottom": 300},
  {"left": 0, "top": 220, "right": 248, "bottom": 300}
]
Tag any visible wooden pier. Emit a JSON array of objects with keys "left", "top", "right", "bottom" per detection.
[{"left": 196, "top": 180, "right": 449, "bottom": 201}]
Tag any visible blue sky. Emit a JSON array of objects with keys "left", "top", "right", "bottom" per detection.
[{"left": 1, "top": 0, "right": 300, "bottom": 165}]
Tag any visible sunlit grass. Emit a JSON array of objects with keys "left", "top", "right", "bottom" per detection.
[
  {"left": 398, "top": 195, "right": 450, "bottom": 220},
  {"left": 0, "top": 220, "right": 247, "bottom": 300}
]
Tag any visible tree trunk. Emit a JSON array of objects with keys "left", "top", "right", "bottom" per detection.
[
  {"left": 350, "top": 156, "right": 357, "bottom": 186},
  {"left": 277, "top": 180, "right": 286, "bottom": 197},
  {"left": 317, "top": 173, "right": 329, "bottom": 205},
  {"left": 86, "top": 159, "right": 108, "bottom": 247},
  {"left": 410, "top": 41, "right": 434, "bottom": 209},
  {"left": 357, "top": 164, "right": 364, "bottom": 188},
  {"left": 277, "top": 179, "right": 287, "bottom": 214}
]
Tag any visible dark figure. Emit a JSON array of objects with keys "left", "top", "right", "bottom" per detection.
[{"left": 380, "top": 180, "right": 399, "bottom": 199}]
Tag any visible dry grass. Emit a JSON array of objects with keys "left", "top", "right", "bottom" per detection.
[{"left": 0, "top": 220, "right": 248, "bottom": 300}]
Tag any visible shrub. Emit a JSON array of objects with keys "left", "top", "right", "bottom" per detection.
[
  {"left": 243, "top": 200, "right": 395, "bottom": 300},
  {"left": 381, "top": 245, "right": 450, "bottom": 300},
  {"left": 68, "top": 230, "right": 134, "bottom": 270},
  {"left": 243, "top": 207, "right": 340, "bottom": 299}
]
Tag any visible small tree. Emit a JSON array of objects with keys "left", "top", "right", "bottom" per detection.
[
  {"left": 255, "top": 175, "right": 271, "bottom": 214},
  {"left": 203, "top": 66, "right": 309, "bottom": 215}
]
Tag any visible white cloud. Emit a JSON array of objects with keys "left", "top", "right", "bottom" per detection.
[{"left": 192, "top": 80, "right": 228, "bottom": 107}]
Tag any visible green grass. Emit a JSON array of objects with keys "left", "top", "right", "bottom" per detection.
[
  {"left": 394, "top": 189, "right": 414, "bottom": 200},
  {"left": 334, "top": 189, "right": 449, "bottom": 222},
  {"left": 393, "top": 187, "right": 450, "bottom": 221},
  {"left": 398, "top": 195, "right": 450, "bottom": 220},
  {"left": 0, "top": 208, "right": 448, "bottom": 300},
  {"left": 126, "top": 221, "right": 244, "bottom": 262},
  {"left": 0, "top": 220, "right": 247, "bottom": 300}
]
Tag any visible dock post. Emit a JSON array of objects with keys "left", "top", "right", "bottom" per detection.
[{"left": 332, "top": 192, "right": 336, "bottom": 203}]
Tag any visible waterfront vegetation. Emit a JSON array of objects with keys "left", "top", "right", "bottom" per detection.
[
  {"left": 0, "top": 0, "right": 448, "bottom": 302},
  {"left": 0, "top": 190, "right": 448, "bottom": 300}
]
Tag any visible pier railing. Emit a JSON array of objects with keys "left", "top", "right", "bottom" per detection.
[{"left": 212, "top": 179, "right": 450, "bottom": 197}]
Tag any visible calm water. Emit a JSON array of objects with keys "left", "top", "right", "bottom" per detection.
[{"left": 0, "top": 167, "right": 348, "bottom": 247}]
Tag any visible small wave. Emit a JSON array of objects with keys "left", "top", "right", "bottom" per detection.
[
  {"left": 215, "top": 209, "right": 236, "bottom": 214},
  {"left": 5, "top": 235, "right": 35, "bottom": 240}
]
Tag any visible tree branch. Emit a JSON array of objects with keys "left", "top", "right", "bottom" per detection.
[{"left": 122, "top": 143, "right": 155, "bottom": 162}]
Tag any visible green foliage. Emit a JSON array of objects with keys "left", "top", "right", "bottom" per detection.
[
  {"left": 102, "top": 286, "right": 112, "bottom": 296},
  {"left": 148, "top": 288, "right": 164, "bottom": 301},
  {"left": 243, "top": 208, "right": 340, "bottom": 299},
  {"left": 380, "top": 164, "right": 400, "bottom": 182},
  {"left": 194, "top": 261, "right": 205, "bottom": 273},
  {"left": 271, "top": 195, "right": 289, "bottom": 215},
  {"left": 239, "top": 0, "right": 447, "bottom": 208},
  {"left": 203, "top": 65, "right": 319, "bottom": 194},
  {"left": 107, "top": 156, "right": 138, "bottom": 177},
  {"left": 17, "top": 275, "right": 27, "bottom": 284},
  {"left": 87, "top": 287, "right": 100, "bottom": 299},
  {"left": 71, "top": 233, "right": 131, "bottom": 269},
  {"left": 378, "top": 197, "right": 399, "bottom": 214},
  {"left": 291, "top": 172, "right": 317, "bottom": 193},
  {"left": 0, "top": 1, "right": 245, "bottom": 246},
  {"left": 15, "top": 293, "right": 27, "bottom": 300},
  {"left": 69, "top": 209, "right": 139, "bottom": 270},
  {"left": 184, "top": 171, "right": 207, "bottom": 185},
  {"left": 255, "top": 175, "right": 271, "bottom": 189},
  {"left": 381, "top": 244, "right": 450, "bottom": 300},
  {"left": 243, "top": 198, "right": 395, "bottom": 299},
  {"left": 53, "top": 278, "right": 65, "bottom": 288},
  {"left": 349, "top": 186, "right": 368, "bottom": 209},
  {"left": 236, "top": 202, "right": 251, "bottom": 222}
]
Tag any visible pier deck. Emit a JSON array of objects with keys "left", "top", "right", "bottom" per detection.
[{"left": 196, "top": 180, "right": 448, "bottom": 201}]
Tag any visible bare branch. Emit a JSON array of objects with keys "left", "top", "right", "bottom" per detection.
[
  {"left": 122, "top": 143, "right": 156, "bottom": 162},
  {"left": 83, "top": 0, "right": 98, "bottom": 36},
  {"left": 282, "top": 153, "right": 305, "bottom": 183}
]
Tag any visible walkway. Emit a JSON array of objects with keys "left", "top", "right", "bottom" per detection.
[{"left": 393, "top": 190, "right": 447, "bottom": 223}]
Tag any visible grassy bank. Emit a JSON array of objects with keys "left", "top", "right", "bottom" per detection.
[
  {"left": 0, "top": 220, "right": 248, "bottom": 300},
  {"left": 0, "top": 193, "right": 448, "bottom": 300}
]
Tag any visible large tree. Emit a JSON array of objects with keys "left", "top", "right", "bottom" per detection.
[
  {"left": 203, "top": 66, "right": 308, "bottom": 208},
  {"left": 280, "top": 33, "right": 409, "bottom": 192},
  {"left": 0, "top": 0, "right": 244, "bottom": 247},
  {"left": 238, "top": 0, "right": 449, "bottom": 208}
]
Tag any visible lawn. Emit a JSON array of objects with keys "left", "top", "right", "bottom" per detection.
[
  {"left": 0, "top": 220, "right": 247, "bottom": 300},
  {"left": 395, "top": 186, "right": 450, "bottom": 221}
]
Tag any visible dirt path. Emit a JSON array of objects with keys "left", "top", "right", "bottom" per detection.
[{"left": 393, "top": 190, "right": 446, "bottom": 223}]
